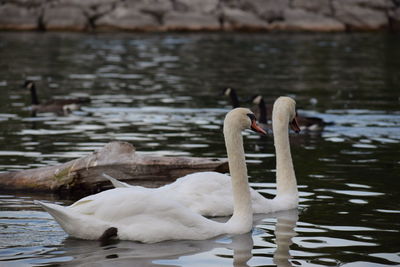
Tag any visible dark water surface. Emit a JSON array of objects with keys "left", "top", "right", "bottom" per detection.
[{"left": 0, "top": 32, "right": 399, "bottom": 266}]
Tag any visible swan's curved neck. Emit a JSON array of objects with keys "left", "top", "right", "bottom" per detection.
[
  {"left": 273, "top": 113, "right": 297, "bottom": 197},
  {"left": 223, "top": 125, "right": 252, "bottom": 232},
  {"left": 30, "top": 85, "right": 40, "bottom": 105}
]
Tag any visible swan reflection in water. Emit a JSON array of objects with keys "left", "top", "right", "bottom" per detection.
[
  {"left": 49, "top": 209, "right": 298, "bottom": 267},
  {"left": 271, "top": 209, "right": 299, "bottom": 267}
]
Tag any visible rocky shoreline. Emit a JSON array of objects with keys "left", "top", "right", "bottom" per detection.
[{"left": 1, "top": 0, "right": 399, "bottom": 32}]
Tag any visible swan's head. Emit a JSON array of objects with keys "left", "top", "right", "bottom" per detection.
[
  {"left": 273, "top": 97, "right": 301, "bottom": 133},
  {"left": 23, "top": 80, "right": 35, "bottom": 89},
  {"left": 224, "top": 108, "right": 267, "bottom": 135}
]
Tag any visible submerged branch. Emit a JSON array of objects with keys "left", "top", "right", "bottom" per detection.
[{"left": 0, "top": 141, "right": 228, "bottom": 197}]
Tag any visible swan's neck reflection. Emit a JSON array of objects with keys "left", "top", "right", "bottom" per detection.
[
  {"left": 229, "top": 209, "right": 298, "bottom": 267},
  {"left": 272, "top": 209, "right": 299, "bottom": 267},
  {"left": 231, "top": 233, "right": 254, "bottom": 267},
  {"left": 57, "top": 210, "right": 298, "bottom": 266}
]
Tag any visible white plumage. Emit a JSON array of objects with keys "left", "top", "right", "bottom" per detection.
[
  {"left": 103, "top": 96, "right": 300, "bottom": 216},
  {"left": 36, "top": 107, "right": 266, "bottom": 243}
]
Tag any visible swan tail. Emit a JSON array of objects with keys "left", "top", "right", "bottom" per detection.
[
  {"left": 35, "top": 200, "right": 74, "bottom": 224},
  {"left": 102, "top": 173, "right": 131, "bottom": 188},
  {"left": 34, "top": 200, "right": 109, "bottom": 240}
]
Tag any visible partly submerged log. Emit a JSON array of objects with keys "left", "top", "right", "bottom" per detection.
[{"left": 0, "top": 141, "right": 228, "bottom": 196}]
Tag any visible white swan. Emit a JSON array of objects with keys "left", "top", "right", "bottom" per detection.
[
  {"left": 35, "top": 108, "right": 266, "bottom": 243},
  {"left": 104, "top": 96, "right": 300, "bottom": 216}
]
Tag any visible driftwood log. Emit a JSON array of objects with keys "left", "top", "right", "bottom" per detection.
[{"left": 0, "top": 141, "right": 228, "bottom": 197}]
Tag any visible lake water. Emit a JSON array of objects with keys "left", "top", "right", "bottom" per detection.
[{"left": 0, "top": 32, "right": 399, "bottom": 267}]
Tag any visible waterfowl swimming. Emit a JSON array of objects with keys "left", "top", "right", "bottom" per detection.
[
  {"left": 104, "top": 96, "right": 301, "bottom": 216},
  {"left": 223, "top": 88, "right": 270, "bottom": 120},
  {"left": 23, "top": 80, "right": 90, "bottom": 115},
  {"left": 252, "top": 94, "right": 330, "bottom": 131},
  {"left": 222, "top": 88, "right": 241, "bottom": 108},
  {"left": 223, "top": 88, "right": 266, "bottom": 126},
  {"left": 223, "top": 87, "right": 329, "bottom": 131},
  {"left": 250, "top": 95, "right": 270, "bottom": 130},
  {"left": 36, "top": 108, "right": 266, "bottom": 242}
]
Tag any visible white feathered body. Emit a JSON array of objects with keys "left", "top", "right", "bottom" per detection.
[
  {"left": 37, "top": 188, "right": 226, "bottom": 243},
  {"left": 36, "top": 100, "right": 300, "bottom": 243},
  {"left": 103, "top": 97, "right": 300, "bottom": 216},
  {"left": 36, "top": 108, "right": 262, "bottom": 243},
  {"left": 105, "top": 171, "right": 298, "bottom": 216}
]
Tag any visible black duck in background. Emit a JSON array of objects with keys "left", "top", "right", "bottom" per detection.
[
  {"left": 222, "top": 88, "right": 241, "bottom": 108},
  {"left": 222, "top": 88, "right": 270, "bottom": 129},
  {"left": 23, "top": 80, "right": 90, "bottom": 115},
  {"left": 222, "top": 87, "right": 332, "bottom": 131},
  {"left": 250, "top": 95, "right": 270, "bottom": 130},
  {"left": 251, "top": 94, "right": 333, "bottom": 131}
]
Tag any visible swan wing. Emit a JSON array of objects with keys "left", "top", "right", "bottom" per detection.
[
  {"left": 99, "top": 172, "right": 235, "bottom": 216},
  {"left": 102, "top": 173, "right": 133, "bottom": 188},
  {"left": 159, "top": 172, "right": 234, "bottom": 217},
  {"left": 161, "top": 171, "right": 277, "bottom": 215},
  {"left": 101, "top": 172, "right": 279, "bottom": 215}
]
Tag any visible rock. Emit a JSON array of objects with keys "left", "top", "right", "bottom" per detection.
[
  {"left": 292, "top": 0, "right": 332, "bottom": 16},
  {"left": 240, "top": 0, "right": 289, "bottom": 23},
  {"left": 0, "top": 4, "right": 39, "bottom": 30},
  {"left": 96, "top": 5, "right": 159, "bottom": 30},
  {"left": 4, "top": 0, "right": 53, "bottom": 6},
  {"left": 173, "top": 0, "right": 219, "bottom": 13},
  {"left": 389, "top": 7, "right": 400, "bottom": 30},
  {"left": 334, "top": 0, "right": 394, "bottom": 10},
  {"left": 137, "top": 0, "right": 174, "bottom": 24},
  {"left": 84, "top": 4, "right": 116, "bottom": 23},
  {"left": 221, "top": 7, "right": 268, "bottom": 30},
  {"left": 57, "top": 0, "right": 118, "bottom": 20},
  {"left": 272, "top": 8, "right": 345, "bottom": 31},
  {"left": 58, "top": 0, "right": 119, "bottom": 6},
  {"left": 0, "top": 0, "right": 399, "bottom": 32},
  {"left": 164, "top": 11, "right": 220, "bottom": 30},
  {"left": 333, "top": 0, "right": 389, "bottom": 30},
  {"left": 43, "top": 5, "right": 88, "bottom": 31}
]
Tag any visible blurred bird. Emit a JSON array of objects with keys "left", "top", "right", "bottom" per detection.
[
  {"left": 251, "top": 94, "right": 332, "bottom": 131},
  {"left": 23, "top": 80, "right": 90, "bottom": 115},
  {"left": 222, "top": 87, "right": 241, "bottom": 108},
  {"left": 222, "top": 87, "right": 331, "bottom": 131}
]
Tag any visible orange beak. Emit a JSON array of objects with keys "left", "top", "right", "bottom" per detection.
[
  {"left": 251, "top": 120, "right": 267, "bottom": 135},
  {"left": 290, "top": 117, "right": 301, "bottom": 133}
]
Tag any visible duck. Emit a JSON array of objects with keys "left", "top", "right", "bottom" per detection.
[
  {"left": 23, "top": 80, "right": 90, "bottom": 115},
  {"left": 35, "top": 108, "right": 266, "bottom": 243},
  {"left": 222, "top": 88, "right": 272, "bottom": 128},
  {"left": 250, "top": 95, "right": 271, "bottom": 130},
  {"left": 103, "top": 96, "right": 301, "bottom": 216},
  {"left": 223, "top": 87, "right": 329, "bottom": 131},
  {"left": 251, "top": 94, "right": 331, "bottom": 131},
  {"left": 222, "top": 88, "right": 241, "bottom": 108}
]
